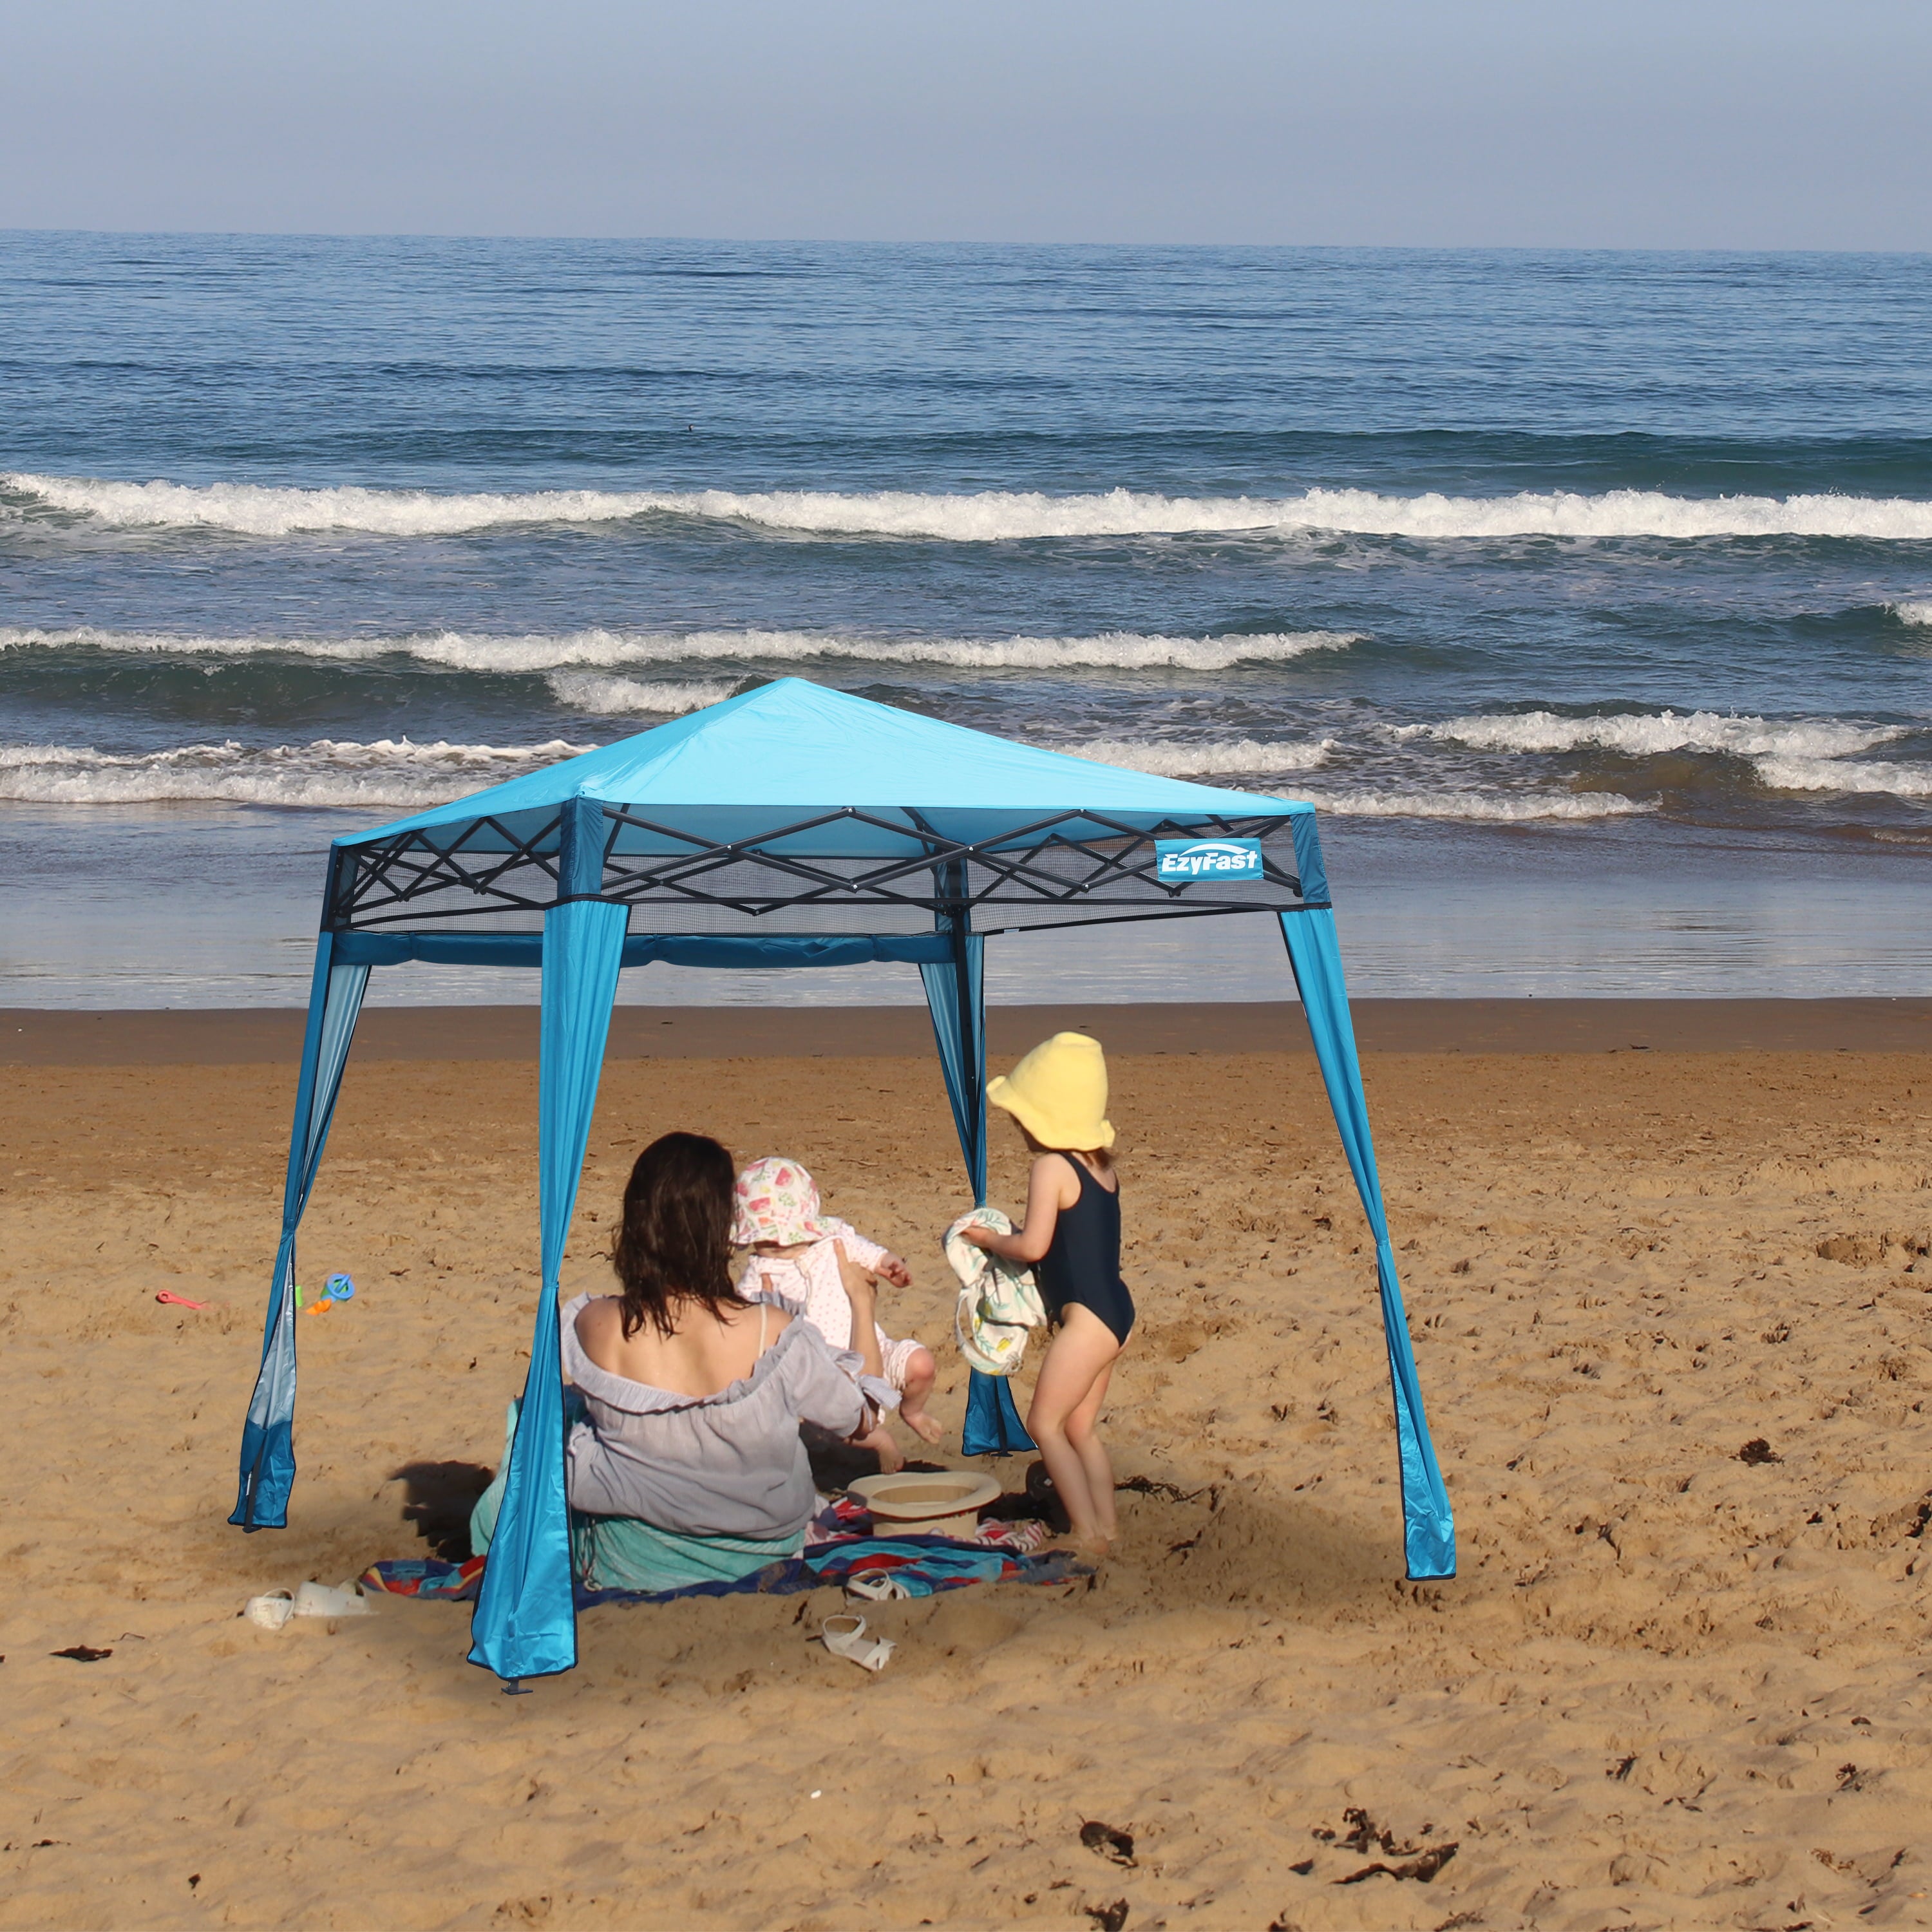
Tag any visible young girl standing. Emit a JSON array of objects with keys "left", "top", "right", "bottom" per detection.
[{"left": 959, "top": 1032, "right": 1133, "bottom": 1555}]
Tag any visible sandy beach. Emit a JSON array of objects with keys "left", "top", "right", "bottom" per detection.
[{"left": 3, "top": 1008, "right": 1930, "bottom": 1929}]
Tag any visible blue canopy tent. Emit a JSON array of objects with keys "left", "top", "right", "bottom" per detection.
[{"left": 230, "top": 677, "right": 1454, "bottom": 1684}]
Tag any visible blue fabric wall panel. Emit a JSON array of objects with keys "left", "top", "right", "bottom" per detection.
[
  {"left": 962, "top": 1372, "right": 1036, "bottom": 1456},
  {"left": 331, "top": 930, "right": 953, "bottom": 970},
  {"left": 331, "top": 932, "right": 545, "bottom": 967},
  {"left": 918, "top": 933, "right": 987, "bottom": 1204},
  {"left": 1289, "top": 813, "right": 1331, "bottom": 907},
  {"left": 467, "top": 895, "right": 629, "bottom": 1682},
  {"left": 650, "top": 933, "right": 950, "bottom": 969},
  {"left": 920, "top": 926, "right": 1036, "bottom": 1457},
  {"left": 231, "top": 938, "right": 370, "bottom": 1530},
  {"left": 1278, "top": 910, "right": 1455, "bottom": 1581}
]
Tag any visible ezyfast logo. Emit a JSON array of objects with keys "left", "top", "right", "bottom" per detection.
[{"left": 1155, "top": 838, "right": 1264, "bottom": 883}]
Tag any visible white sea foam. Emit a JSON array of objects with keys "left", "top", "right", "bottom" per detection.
[
  {"left": 1753, "top": 755, "right": 1932, "bottom": 798},
  {"left": 14, "top": 469, "right": 1932, "bottom": 542},
  {"left": 0, "top": 623, "right": 1354, "bottom": 674},
  {"left": 1063, "top": 737, "right": 1334, "bottom": 777},
  {"left": 0, "top": 737, "right": 592, "bottom": 808},
  {"left": 1402, "top": 709, "right": 1906, "bottom": 761},
  {"left": 544, "top": 673, "right": 739, "bottom": 715},
  {"left": 1893, "top": 601, "right": 1932, "bottom": 627},
  {"left": 1292, "top": 788, "right": 1654, "bottom": 822}
]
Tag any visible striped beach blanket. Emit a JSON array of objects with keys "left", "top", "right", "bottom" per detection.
[{"left": 363, "top": 1535, "right": 1083, "bottom": 1607}]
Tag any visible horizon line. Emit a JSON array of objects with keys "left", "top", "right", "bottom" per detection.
[{"left": 3, "top": 225, "right": 1929, "bottom": 261}]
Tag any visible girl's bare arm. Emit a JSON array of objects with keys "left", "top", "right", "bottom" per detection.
[{"left": 960, "top": 1154, "right": 1074, "bottom": 1265}]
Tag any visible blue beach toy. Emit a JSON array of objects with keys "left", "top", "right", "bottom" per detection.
[{"left": 302, "top": 1274, "right": 356, "bottom": 1314}]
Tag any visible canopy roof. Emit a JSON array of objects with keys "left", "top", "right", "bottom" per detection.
[
  {"left": 331, "top": 678, "right": 1323, "bottom": 932},
  {"left": 350, "top": 677, "right": 1310, "bottom": 852}
]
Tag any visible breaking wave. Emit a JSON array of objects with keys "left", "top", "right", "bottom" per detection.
[
  {"left": 1754, "top": 755, "right": 1932, "bottom": 797},
  {"left": 1294, "top": 788, "right": 1655, "bottom": 822},
  {"left": 544, "top": 673, "right": 739, "bottom": 715},
  {"left": 1401, "top": 708, "right": 1906, "bottom": 761},
  {"left": 1397, "top": 707, "right": 1932, "bottom": 798},
  {"left": 0, "top": 623, "right": 1354, "bottom": 674},
  {"left": 1063, "top": 737, "right": 1334, "bottom": 777},
  {"left": 0, "top": 737, "right": 592, "bottom": 808},
  {"left": 1893, "top": 601, "right": 1932, "bottom": 627},
  {"left": 13, "top": 470, "right": 1932, "bottom": 542}
]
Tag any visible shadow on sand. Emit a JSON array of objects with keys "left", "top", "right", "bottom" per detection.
[{"left": 387, "top": 1459, "right": 495, "bottom": 1561}]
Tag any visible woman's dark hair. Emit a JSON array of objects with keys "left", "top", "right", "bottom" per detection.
[{"left": 611, "top": 1132, "right": 746, "bottom": 1340}]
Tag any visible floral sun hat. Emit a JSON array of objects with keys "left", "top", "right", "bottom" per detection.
[{"left": 732, "top": 1156, "right": 837, "bottom": 1247}]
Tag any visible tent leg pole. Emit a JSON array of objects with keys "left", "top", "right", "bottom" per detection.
[
  {"left": 920, "top": 860, "right": 989, "bottom": 1202},
  {"left": 1277, "top": 907, "right": 1455, "bottom": 1580}
]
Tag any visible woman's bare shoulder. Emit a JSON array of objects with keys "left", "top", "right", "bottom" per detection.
[
  {"left": 574, "top": 1294, "right": 619, "bottom": 1331},
  {"left": 573, "top": 1295, "right": 624, "bottom": 1356}
]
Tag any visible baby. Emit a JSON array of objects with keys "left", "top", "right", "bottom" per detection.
[{"left": 732, "top": 1156, "right": 941, "bottom": 1471}]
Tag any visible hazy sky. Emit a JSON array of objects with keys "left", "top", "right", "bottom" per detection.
[{"left": 2, "top": 0, "right": 1927, "bottom": 248}]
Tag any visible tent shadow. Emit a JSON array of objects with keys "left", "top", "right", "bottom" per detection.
[
  {"left": 1103, "top": 1481, "right": 1422, "bottom": 1618},
  {"left": 388, "top": 1459, "right": 495, "bottom": 1561}
]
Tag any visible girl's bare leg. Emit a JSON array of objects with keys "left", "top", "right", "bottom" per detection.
[
  {"left": 1027, "top": 1305, "right": 1122, "bottom": 1550},
  {"left": 1063, "top": 1353, "right": 1118, "bottom": 1540},
  {"left": 894, "top": 1346, "right": 943, "bottom": 1445}
]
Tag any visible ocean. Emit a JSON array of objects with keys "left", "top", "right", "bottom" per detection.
[{"left": 2, "top": 232, "right": 1929, "bottom": 1007}]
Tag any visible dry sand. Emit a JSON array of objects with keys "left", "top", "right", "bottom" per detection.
[{"left": 3, "top": 1023, "right": 1930, "bottom": 1929}]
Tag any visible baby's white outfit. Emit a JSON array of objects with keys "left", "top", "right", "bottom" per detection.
[{"left": 737, "top": 1220, "right": 923, "bottom": 1394}]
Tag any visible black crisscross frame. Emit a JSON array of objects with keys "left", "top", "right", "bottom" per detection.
[{"left": 328, "top": 804, "right": 1318, "bottom": 934}]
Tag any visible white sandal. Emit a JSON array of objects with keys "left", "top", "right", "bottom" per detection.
[
  {"left": 819, "top": 1613, "right": 895, "bottom": 1672},
  {"left": 243, "top": 1591, "right": 295, "bottom": 1630},
  {"left": 844, "top": 1571, "right": 914, "bottom": 1603},
  {"left": 290, "top": 1580, "right": 374, "bottom": 1619}
]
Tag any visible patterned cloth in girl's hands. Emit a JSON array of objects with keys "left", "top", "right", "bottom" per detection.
[{"left": 946, "top": 1207, "right": 1047, "bottom": 1376}]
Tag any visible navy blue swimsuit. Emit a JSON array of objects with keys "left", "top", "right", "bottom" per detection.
[{"left": 1037, "top": 1157, "right": 1134, "bottom": 1345}]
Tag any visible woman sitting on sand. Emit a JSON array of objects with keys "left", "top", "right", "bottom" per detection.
[{"left": 472, "top": 1131, "right": 886, "bottom": 1594}]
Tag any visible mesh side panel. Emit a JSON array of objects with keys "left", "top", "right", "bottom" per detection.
[{"left": 336, "top": 812, "right": 1309, "bottom": 932}]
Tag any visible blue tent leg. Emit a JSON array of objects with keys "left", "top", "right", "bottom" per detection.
[
  {"left": 1278, "top": 907, "right": 1456, "bottom": 1581},
  {"left": 962, "top": 1372, "right": 1036, "bottom": 1455},
  {"left": 921, "top": 902, "right": 1036, "bottom": 1458},
  {"left": 469, "top": 802, "right": 625, "bottom": 1683},
  {"left": 231, "top": 929, "right": 370, "bottom": 1530},
  {"left": 918, "top": 923, "right": 988, "bottom": 1203}
]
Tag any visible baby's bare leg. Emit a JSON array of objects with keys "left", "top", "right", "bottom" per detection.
[
  {"left": 893, "top": 1346, "right": 943, "bottom": 1444},
  {"left": 856, "top": 1421, "right": 904, "bottom": 1474}
]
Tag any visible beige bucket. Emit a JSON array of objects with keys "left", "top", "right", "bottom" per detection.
[{"left": 849, "top": 1470, "right": 1001, "bottom": 1540}]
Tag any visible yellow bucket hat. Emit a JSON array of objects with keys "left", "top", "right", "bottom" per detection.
[{"left": 987, "top": 1032, "right": 1114, "bottom": 1151}]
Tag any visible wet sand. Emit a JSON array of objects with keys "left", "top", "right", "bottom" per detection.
[
  {"left": 1, "top": 1017, "right": 1929, "bottom": 1928},
  {"left": 5, "top": 995, "right": 1931, "bottom": 1063}
]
